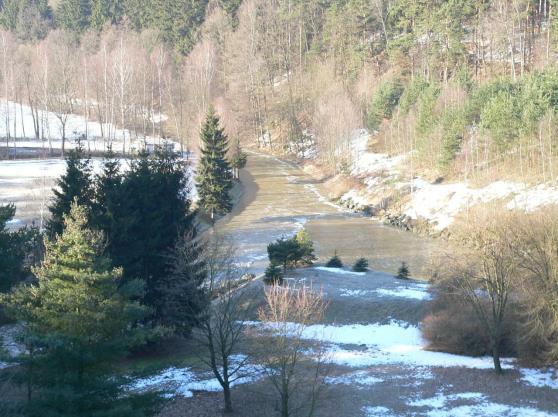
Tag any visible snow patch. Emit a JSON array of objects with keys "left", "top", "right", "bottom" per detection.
[
  {"left": 127, "top": 354, "right": 265, "bottom": 398},
  {"left": 520, "top": 368, "right": 558, "bottom": 389},
  {"left": 325, "top": 370, "right": 383, "bottom": 386},
  {"left": 315, "top": 267, "right": 366, "bottom": 276},
  {"left": 375, "top": 285, "right": 431, "bottom": 301},
  {"left": 245, "top": 320, "right": 514, "bottom": 370}
]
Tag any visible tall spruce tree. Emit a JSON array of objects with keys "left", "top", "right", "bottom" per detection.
[
  {"left": 1, "top": 202, "right": 155, "bottom": 416},
  {"left": 0, "top": 204, "right": 39, "bottom": 293},
  {"left": 91, "top": 148, "right": 122, "bottom": 240},
  {"left": 56, "top": 0, "right": 91, "bottom": 32},
  {"left": 156, "top": 230, "right": 208, "bottom": 336},
  {"left": 46, "top": 147, "right": 94, "bottom": 239},
  {"left": 196, "top": 108, "right": 233, "bottom": 222},
  {"left": 230, "top": 139, "right": 247, "bottom": 180},
  {"left": 111, "top": 148, "right": 193, "bottom": 315}
]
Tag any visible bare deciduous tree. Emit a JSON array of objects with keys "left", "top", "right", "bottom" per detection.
[
  {"left": 256, "top": 283, "right": 329, "bottom": 417},
  {"left": 197, "top": 233, "right": 251, "bottom": 413},
  {"left": 437, "top": 213, "right": 518, "bottom": 373}
]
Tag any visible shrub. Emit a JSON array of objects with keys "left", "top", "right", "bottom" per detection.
[
  {"left": 267, "top": 237, "right": 302, "bottom": 272},
  {"left": 352, "top": 258, "right": 369, "bottom": 272},
  {"left": 325, "top": 252, "right": 343, "bottom": 268},
  {"left": 396, "top": 262, "right": 409, "bottom": 279},
  {"left": 295, "top": 229, "right": 317, "bottom": 265},
  {"left": 264, "top": 262, "right": 283, "bottom": 285},
  {"left": 423, "top": 280, "right": 519, "bottom": 357},
  {"left": 267, "top": 230, "right": 316, "bottom": 272}
]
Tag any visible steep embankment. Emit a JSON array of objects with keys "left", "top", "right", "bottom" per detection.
[{"left": 299, "top": 129, "right": 558, "bottom": 236}]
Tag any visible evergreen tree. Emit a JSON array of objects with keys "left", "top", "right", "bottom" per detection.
[
  {"left": 230, "top": 139, "right": 247, "bottom": 179},
  {"left": 295, "top": 229, "right": 316, "bottom": 266},
  {"left": 396, "top": 261, "right": 410, "bottom": 280},
  {"left": 111, "top": 148, "right": 193, "bottom": 314},
  {"left": 90, "top": 0, "right": 123, "bottom": 30},
  {"left": 264, "top": 261, "right": 283, "bottom": 285},
  {"left": 1, "top": 202, "right": 155, "bottom": 416},
  {"left": 196, "top": 107, "right": 233, "bottom": 222},
  {"left": 46, "top": 147, "right": 94, "bottom": 239},
  {"left": 0, "top": 204, "right": 40, "bottom": 294},
  {"left": 352, "top": 257, "right": 369, "bottom": 272},
  {"left": 325, "top": 251, "right": 343, "bottom": 268},
  {"left": 267, "top": 236, "right": 302, "bottom": 272},
  {"left": 155, "top": 230, "right": 208, "bottom": 336},
  {"left": 56, "top": 0, "right": 91, "bottom": 32},
  {"left": 91, "top": 148, "right": 122, "bottom": 240}
]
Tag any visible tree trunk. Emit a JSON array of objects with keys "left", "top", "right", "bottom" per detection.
[
  {"left": 223, "top": 385, "right": 233, "bottom": 413},
  {"left": 492, "top": 341, "right": 502, "bottom": 374}
]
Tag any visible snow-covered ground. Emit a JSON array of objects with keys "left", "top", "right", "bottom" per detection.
[
  {"left": 126, "top": 355, "right": 265, "bottom": 399},
  {"left": 0, "top": 100, "right": 178, "bottom": 154},
  {"left": 0, "top": 156, "right": 195, "bottom": 228},
  {"left": 334, "top": 129, "right": 558, "bottom": 232}
]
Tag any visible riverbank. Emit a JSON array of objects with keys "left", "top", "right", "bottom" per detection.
[{"left": 251, "top": 130, "right": 558, "bottom": 238}]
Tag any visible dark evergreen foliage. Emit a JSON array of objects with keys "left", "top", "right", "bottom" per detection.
[
  {"left": 264, "top": 262, "right": 283, "bottom": 285},
  {"left": 325, "top": 252, "right": 343, "bottom": 268},
  {"left": 1, "top": 203, "right": 157, "bottom": 417},
  {"left": 267, "top": 230, "right": 316, "bottom": 273},
  {"left": 396, "top": 261, "right": 410, "bottom": 279},
  {"left": 352, "top": 257, "right": 369, "bottom": 272},
  {"left": 196, "top": 107, "right": 233, "bottom": 222},
  {"left": 155, "top": 230, "right": 208, "bottom": 337},
  {"left": 0, "top": 204, "right": 40, "bottom": 294},
  {"left": 109, "top": 149, "right": 193, "bottom": 313},
  {"left": 91, "top": 148, "right": 122, "bottom": 240},
  {"left": 56, "top": 0, "right": 91, "bottom": 32},
  {"left": 46, "top": 147, "right": 94, "bottom": 240}
]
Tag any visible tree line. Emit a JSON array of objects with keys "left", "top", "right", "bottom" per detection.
[{"left": 0, "top": 108, "right": 248, "bottom": 415}]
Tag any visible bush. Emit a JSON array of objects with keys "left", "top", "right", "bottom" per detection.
[
  {"left": 267, "top": 229, "right": 316, "bottom": 272},
  {"left": 423, "top": 281, "right": 519, "bottom": 357},
  {"left": 352, "top": 258, "right": 369, "bottom": 272},
  {"left": 295, "top": 229, "right": 317, "bottom": 266},
  {"left": 264, "top": 262, "right": 283, "bottom": 285},
  {"left": 396, "top": 262, "right": 410, "bottom": 279},
  {"left": 325, "top": 252, "right": 343, "bottom": 268}
]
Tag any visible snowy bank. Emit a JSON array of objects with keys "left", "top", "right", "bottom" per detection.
[{"left": 331, "top": 129, "right": 558, "bottom": 232}]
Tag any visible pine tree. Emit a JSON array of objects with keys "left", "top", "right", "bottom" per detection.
[
  {"left": 264, "top": 262, "right": 283, "bottom": 285},
  {"left": 91, "top": 148, "right": 122, "bottom": 240},
  {"left": 230, "top": 139, "right": 247, "bottom": 179},
  {"left": 295, "top": 229, "right": 316, "bottom": 266},
  {"left": 155, "top": 230, "right": 208, "bottom": 336},
  {"left": 46, "top": 147, "right": 93, "bottom": 239},
  {"left": 1, "top": 202, "right": 155, "bottom": 416},
  {"left": 396, "top": 261, "right": 410, "bottom": 279},
  {"left": 352, "top": 257, "right": 369, "bottom": 272},
  {"left": 0, "top": 204, "right": 39, "bottom": 293},
  {"left": 196, "top": 107, "right": 233, "bottom": 222},
  {"left": 56, "top": 0, "right": 91, "bottom": 32},
  {"left": 111, "top": 149, "right": 193, "bottom": 314},
  {"left": 325, "top": 251, "right": 343, "bottom": 268}
]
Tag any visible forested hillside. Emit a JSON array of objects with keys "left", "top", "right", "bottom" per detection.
[{"left": 0, "top": 0, "right": 557, "bottom": 182}]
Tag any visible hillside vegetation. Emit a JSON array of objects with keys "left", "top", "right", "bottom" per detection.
[{"left": 0, "top": 0, "right": 556, "bottom": 186}]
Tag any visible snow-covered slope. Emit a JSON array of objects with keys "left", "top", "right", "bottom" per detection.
[
  {"left": 0, "top": 101, "right": 177, "bottom": 153},
  {"left": 332, "top": 130, "right": 558, "bottom": 232}
]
